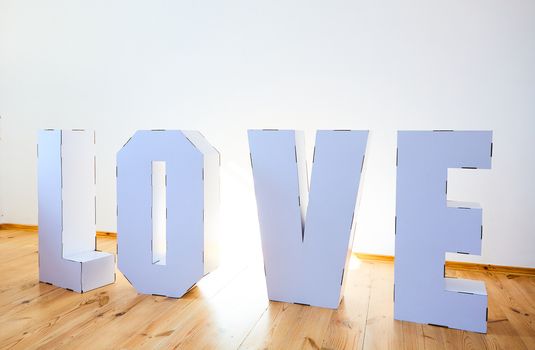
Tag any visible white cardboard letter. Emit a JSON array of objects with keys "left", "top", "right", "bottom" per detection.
[
  {"left": 394, "top": 130, "right": 492, "bottom": 333},
  {"left": 249, "top": 130, "right": 368, "bottom": 308},
  {"left": 38, "top": 129, "right": 115, "bottom": 293},
  {"left": 117, "top": 130, "right": 220, "bottom": 297}
]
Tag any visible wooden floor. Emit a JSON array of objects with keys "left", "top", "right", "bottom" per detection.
[{"left": 0, "top": 229, "right": 534, "bottom": 349}]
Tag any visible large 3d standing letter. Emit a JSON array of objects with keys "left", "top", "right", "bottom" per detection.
[
  {"left": 394, "top": 131, "right": 492, "bottom": 333},
  {"left": 248, "top": 130, "right": 368, "bottom": 308},
  {"left": 38, "top": 129, "right": 115, "bottom": 292},
  {"left": 117, "top": 130, "right": 219, "bottom": 297}
]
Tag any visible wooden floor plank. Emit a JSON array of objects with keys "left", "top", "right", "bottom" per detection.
[
  {"left": 238, "top": 302, "right": 286, "bottom": 349},
  {"left": 321, "top": 257, "right": 372, "bottom": 350},
  {"left": 0, "top": 229, "right": 534, "bottom": 349},
  {"left": 153, "top": 265, "right": 268, "bottom": 349},
  {"left": 362, "top": 262, "right": 403, "bottom": 349},
  {"left": 491, "top": 274, "right": 535, "bottom": 348},
  {"left": 458, "top": 270, "right": 528, "bottom": 350},
  {"left": 110, "top": 263, "right": 251, "bottom": 349},
  {"left": 236, "top": 290, "right": 333, "bottom": 349},
  {"left": 400, "top": 321, "right": 425, "bottom": 350}
]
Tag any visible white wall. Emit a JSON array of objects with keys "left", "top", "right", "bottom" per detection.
[
  {"left": 0, "top": 115, "right": 4, "bottom": 224},
  {"left": 1, "top": 0, "right": 534, "bottom": 267}
]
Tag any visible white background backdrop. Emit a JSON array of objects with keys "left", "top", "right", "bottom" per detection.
[{"left": 1, "top": 0, "right": 534, "bottom": 267}]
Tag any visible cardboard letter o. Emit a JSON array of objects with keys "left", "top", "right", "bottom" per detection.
[{"left": 117, "top": 130, "right": 219, "bottom": 297}]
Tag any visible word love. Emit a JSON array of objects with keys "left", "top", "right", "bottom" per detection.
[{"left": 37, "top": 129, "right": 492, "bottom": 333}]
